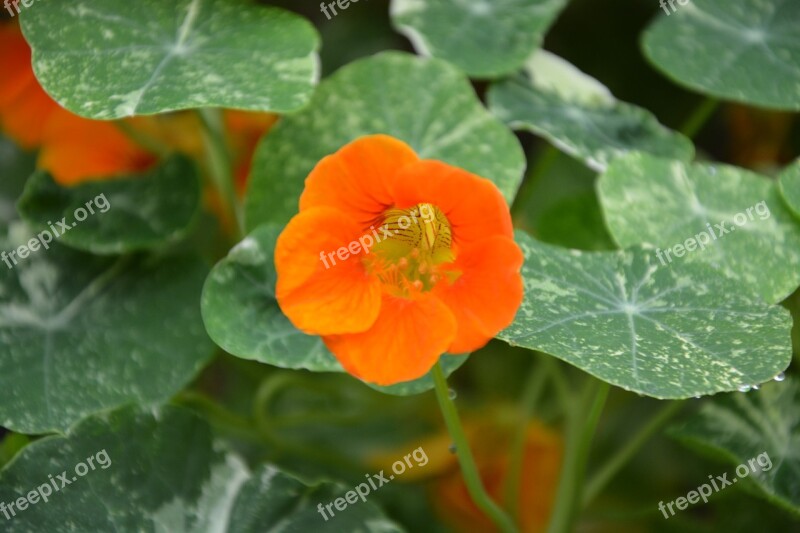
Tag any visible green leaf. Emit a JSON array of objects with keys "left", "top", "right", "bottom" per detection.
[
  {"left": 201, "top": 224, "right": 341, "bottom": 373},
  {"left": 642, "top": 0, "right": 800, "bottom": 110},
  {"left": 0, "top": 405, "right": 402, "bottom": 531},
  {"left": 0, "top": 245, "right": 213, "bottom": 434},
  {"left": 669, "top": 377, "right": 800, "bottom": 515},
  {"left": 488, "top": 50, "right": 694, "bottom": 171},
  {"left": 202, "top": 224, "right": 469, "bottom": 394},
  {"left": 497, "top": 231, "right": 793, "bottom": 399},
  {"left": 20, "top": 0, "right": 320, "bottom": 118},
  {"left": 779, "top": 160, "right": 800, "bottom": 219},
  {"left": 17, "top": 156, "right": 201, "bottom": 254},
  {"left": 245, "top": 51, "right": 525, "bottom": 229},
  {"left": 390, "top": 0, "right": 567, "bottom": 78},
  {"left": 597, "top": 153, "right": 800, "bottom": 304},
  {"left": 0, "top": 136, "right": 35, "bottom": 232}
]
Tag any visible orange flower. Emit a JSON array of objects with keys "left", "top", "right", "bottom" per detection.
[
  {"left": 275, "top": 135, "right": 524, "bottom": 385},
  {"left": 431, "top": 418, "right": 562, "bottom": 533},
  {"left": 0, "top": 22, "right": 155, "bottom": 185},
  {"left": 0, "top": 23, "right": 60, "bottom": 149}
]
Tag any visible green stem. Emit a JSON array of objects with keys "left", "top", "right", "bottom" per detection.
[
  {"left": 198, "top": 108, "right": 243, "bottom": 238},
  {"left": 680, "top": 98, "right": 719, "bottom": 139},
  {"left": 173, "top": 390, "right": 262, "bottom": 443},
  {"left": 114, "top": 120, "right": 170, "bottom": 157},
  {"left": 546, "top": 379, "right": 610, "bottom": 533},
  {"left": 503, "top": 361, "right": 548, "bottom": 516},
  {"left": 431, "top": 363, "right": 518, "bottom": 533},
  {"left": 582, "top": 400, "right": 684, "bottom": 506}
]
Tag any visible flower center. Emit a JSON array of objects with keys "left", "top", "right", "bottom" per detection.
[{"left": 364, "top": 203, "right": 458, "bottom": 297}]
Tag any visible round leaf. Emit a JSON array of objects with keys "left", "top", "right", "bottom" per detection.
[
  {"left": 597, "top": 153, "right": 800, "bottom": 304},
  {"left": 20, "top": 0, "right": 320, "bottom": 118},
  {"left": 642, "top": 0, "right": 800, "bottom": 110},
  {"left": 0, "top": 245, "right": 213, "bottom": 434},
  {"left": 17, "top": 156, "right": 201, "bottom": 254},
  {"left": 244, "top": 51, "right": 525, "bottom": 229},
  {"left": 497, "top": 231, "right": 793, "bottom": 399},
  {"left": 669, "top": 378, "right": 800, "bottom": 516},
  {"left": 488, "top": 50, "right": 694, "bottom": 171},
  {"left": 390, "top": 0, "right": 568, "bottom": 78},
  {"left": 201, "top": 224, "right": 341, "bottom": 373}
]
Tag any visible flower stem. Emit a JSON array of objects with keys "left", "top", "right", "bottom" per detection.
[
  {"left": 546, "top": 378, "right": 610, "bottom": 533},
  {"left": 198, "top": 108, "right": 244, "bottom": 238},
  {"left": 431, "top": 362, "right": 518, "bottom": 533},
  {"left": 582, "top": 400, "right": 684, "bottom": 506},
  {"left": 680, "top": 97, "right": 719, "bottom": 139}
]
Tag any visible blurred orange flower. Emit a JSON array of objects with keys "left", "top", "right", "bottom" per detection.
[
  {"left": 432, "top": 418, "right": 562, "bottom": 533},
  {"left": 0, "top": 22, "right": 155, "bottom": 185},
  {"left": 368, "top": 410, "right": 562, "bottom": 533},
  {"left": 0, "top": 22, "right": 275, "bottom": 189},
  {"left": 275, "top": 135, "right": 523, "bottom": 385}
]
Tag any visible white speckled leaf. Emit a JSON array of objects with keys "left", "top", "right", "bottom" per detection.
[
  {"left": 0, "top": 245, "right": 213, "bottom": 434},
  {"left": 779, "top": 160, "right": 800, "bottom": 218},
  {"left": 597, "top": 153, "right": 800, "bottom": 304},
  {"left": 19, "top": 0, "right": 320, "bottom": 118},
  {"left": 390, "top": 0, "right": 567, "bottom": 78},
  {"left": 17, "top": 156, "right": 201, "bottom": 254},
  {"left": 669, "top": 378, "right": 800, "bottom": 515},
  {"left": 0, "top": 406, "right": 402, "bottom": 532},
  {"left": 244, "top": 52, "right": 525, "bottom": 229},
  {"left": 202, "top": 224, "right": 341, "bottom": 373},
  {"left": 488, "top": 50, "right": 694, "bottom": 171},
  {"left": 642, "top": 0, "right": 800, "bottom": 110},
  {"left": 497, "top": 232, "right": 793, "bottom": 399},
  {"left": 201, "top": 224, "right": 467, "bottom": 394}
]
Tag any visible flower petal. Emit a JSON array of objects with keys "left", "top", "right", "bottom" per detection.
[
  {"left": 299, "top": 134, "right": 419, "bottom": 227},
  {"left": 324, "top": 293, "right": 457, "bottom": 385},
  {"left": 276, "top": 207, "right": 382, "bottom": 336},
  {"left": 389, "top": 160, "right": 514, "bottom": 248},
  {"left": 435, "top": 235, "right": 523, "bottom": 353}
]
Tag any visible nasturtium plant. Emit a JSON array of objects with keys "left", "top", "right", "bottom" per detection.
[
  {"left": 498, "top": 231, "right": 793, "bottom": 399},
  {"left": 669, "top": 378, "right": 800, "bottom": 515},
  {"left": 598, "top": 153, "right": 800, "bottom": 304},
  {"left": 245, "top": 52, "right": 526, "bottom": 229},
  {"left": 642, "top": 0, "right": 800, "bottom": 110},
  {"left": 488, "top": 50, "right": 694, "bottom": 171},
  {"left": 2, "top": 1, "right": 800, "bottom": 531},
  {"left": 390, "top": 0, "right": 568, "bottom": 78},
  {"left": 19, "top": 0, "right": 321, "bottom": 118},
  {"left": 0, "top": 243, "right": 212, "bottom": 434},
  {"left": 17, "top": 156, "right": 201, "bottom": 254}
]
